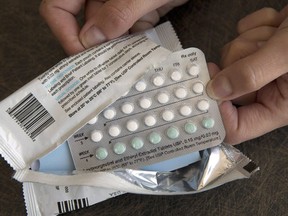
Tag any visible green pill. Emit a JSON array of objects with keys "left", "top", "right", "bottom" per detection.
[
  {"left": 202, "top": 117, "right": 215, "bottom": 129},
  {"left": 113, "top": 142, "right": 126, "bottom": 155},
  {"left": 184, "top": 122, "right": 197, "bottom": 134},
  {"left": 166, "top": 126, "right": 180, "bottom": 139},
  {"left": 95, "top": 147, "right": 108, "bottom": 160},
  {"left": 148, "top": 132, "right": 162, "bottom": 144},
  {"left": 131, "top": 137, "right": 144, "bottom": 150}
]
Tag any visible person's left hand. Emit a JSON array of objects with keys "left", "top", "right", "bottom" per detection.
[{"left": 206, "top": 6, "right": 288, "bottom": 144}]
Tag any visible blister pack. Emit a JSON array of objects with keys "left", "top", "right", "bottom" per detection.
[{"left": 68, "top": 48, "right": 226, "bottom": 172}]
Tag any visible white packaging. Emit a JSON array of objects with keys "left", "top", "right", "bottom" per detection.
[{"left": 0, "top": 22, "right": 179, "bottom": 170}]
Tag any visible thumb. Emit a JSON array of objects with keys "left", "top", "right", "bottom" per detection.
[
  {"left": 79, "top": 0, "right": 170, "bottom": 48},
  {"left": 206, "top": 31, "right": 288, "bottom": 100}
]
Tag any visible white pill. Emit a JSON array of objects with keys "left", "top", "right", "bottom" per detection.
[
  {"left": 87, "top": 116, "right": 98, "bottom": 125},
  {"left": 126, "top": 119, "right": 139, "bottom": 132},
  {"left": 187, "top": 63, "right": 200, "bottom": 76},
  {"left": 157, "top": 92, "right": 170, "bottom": 104},
  {"left": 121, "top": 102, "right": 134, "bottom": 114},
  {"left": 170, "top": 70, "right": 182, "bottom": 81},
  {"left": 91, "top": 130, "right": 103, "bottom": 142},
  {"left": 144, "top": 115, "right": 157, "bottom": 127},
  {"left": 135, "top": 80, "right": 147, "bottom": 92},
  {"left": 192, "top": 82, "right": 204, "bottom": 94},
  {"left": 139, "top": 97, "right": 152, "bottom": 109},
  {"left": 108, "top": 125, "right": 121, "bottom": 137},
  {"left": 197, "top": 99, "right": 210, "bottom": 111},
  {"left": 162, "top": 110, "right": 174, "bottom": 121},
  {"left": 152, "top": 75, "right": 165, "bottom": 86},
  {"left": 179, "top": 105, "right": 192, "bottom": 116},
  {"left": 174, "top": 87, "right": 187, "bottom": 99},
  {"left": 103, "top": 107, "right": 116, "bottom": 119}
]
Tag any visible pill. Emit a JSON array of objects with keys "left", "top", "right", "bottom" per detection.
[
  {"left": 148, "top": 132, "right": 162, "bottom": 144},
  {"left": 187, "top": 63, "right": 200, "bottom": 76},
  {"left": 170, "top": 70, "right": 182, "bottom": 81},
  {"left": 157, "top": 92, "right": 170, "bottom": 104},
  {"left": 144, "top": 115, "right": 157, "bottom": 126},
  {"left": 87, "top": 116, "right": 98, "bottom": 125},
  {"left": 202, "top": 117, "right": 215, "bottom": 129},
  {"left": 184, "top": 122, "right": 197, "bottom": 134},
  {"left": 166, "top": 126, "right": 180, "bottom": 139},
  {"left": 135, "top": 80, "right": 147, "bottom": 92},
  {"left": 174, "top": 87, "right": 187, "bottom": 99},
  {"left": 162, "top": 110, "right": 175, "bottom": 121},
  {"left": 152, "top": 75, "right": 165, "bottom": 86},
  {"left": 95, "top": 147, "right": 108, "bottom": 160},
  {"left": 126, "top": 119, "right": 139, "bottom": 132},
  {"left": 139, "top": 97, "right": 152, "bottom": 109},
  {"left": 108, "top": 125, "right": 121, "bottom": 137},
  {"left": 192, "top": 82, "right": 204, "bottom": 94},
  {"left": 122, "top": 90, "right": 129, "bottom": 97},
  {"left": 121, "top": 102, "right": 134, "bottom": 114},
  {"left": 131, "top": 137, "right": 144, "bottom": 150},
  {"left": 113, "top": 142, "right": 126, "bottom": 155},
  {"left": 197, "top": 99, "right": 210, "bottom": 111},
  {"left": 179, "top": 105, "right": 192, "bottom": 116},
  {"left": 103, "top": 107, "right": 116, "bottom": 119},
  {"left": 91, "top": 130, "right": 103, "bottom": 142}
]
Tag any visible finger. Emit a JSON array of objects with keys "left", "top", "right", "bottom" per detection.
[
  {"left": 207, "top": 62, "right": 220, "bottom": 78},
  {"left": 39, "top": 0, "right": 85, "bottom": 55},
  {"left": 237, "top": 7, "right": 282, "bottom": 34},
  {"left": 157, "top": 0, "right": 189, "bottom": 16},
  {"left": 79, "top": 0, "right": 171, "bottom": 48},
  {"left": 206, "top": 34, "right": 288, "bottom": 101},
  {"left": 219, "top": 99, "right": 287, "bottom": 144},
  {"left": 129, "top": 10, "right": 160, "bottom": 33}
]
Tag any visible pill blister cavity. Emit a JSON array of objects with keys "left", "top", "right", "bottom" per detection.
[
  {"left": 192, "top": 82, "right": 204, "bottom": 94},
  {"left": 202, "top": 117, "right": 215, "bottom": 129},
  {"left": 103, "top": 107, "right": 116, "bottom": 119},
  {"left": 131, "top": 137, "right": 144, "bottom": 150},
  {"left": 126, "top": 119, "right": 139, "bottom": 132},
  {"left": 197, "top": 99, "right": 210, "bottom": 111},
  {"left": 108, "top": 125, "right": 121, "bottom": 137},
  {"left": 135, "top": 80, "right": 147, "bottom": 92},
  {"left": 139, "top": 97, "right": 152, "bottom": 109},
  {"left": 91, "top": 130, "right": 103, "bottom": 142},
  {"left": 187, "top": 63, "right": 200, "bottom": 76},
  {"left": 157, "top": 92, "right": 170, "bottom": 104},
  {"left": 113, "top": 142, "right": 126, "bottom": 155},
  {"left": 162, "top": 110, "right": 175, "bottom": 121},
  {"left": 149, "top": 132, "right": 162, "bottom": 144},
  {"left": 144, "top": 115, "right": 157, "bottom": 127},
  {"left": 179, "top": 105, "right": 192, "bottom": 116},
  {"left": 121, "top": 102, "right": 134, "bottom": 114},
  {"left": 184, "top": 122, "right": 197, "bottom": 134},
  {"left": 166, "top": 126, "right": 180, "bottom": 139},
  {"left": 170, "top": 69, "right": 182, "bottom": 81},
  {"left": 174, "top": 86, "right": 187, "bottom": 99},
  {"left": 95, "top": 147, "right": 108, "bottom": 160},
  {"left": 152, "top": 74, "right": 165, "bottom": 86},
  {"left": 87, "top": 116, "right": 98, "bottom": 125}
]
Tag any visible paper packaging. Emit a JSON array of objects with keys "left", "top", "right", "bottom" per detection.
[{"left": 0, "top": 22, "right": 180, "bottom": 170}]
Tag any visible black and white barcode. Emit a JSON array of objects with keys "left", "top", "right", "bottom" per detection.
[
  {"left": 57, "top": 198, "right": 89, "bottom": 214},
  {"left": 7, "top": 93, "right": 55, "bottom": 140}
]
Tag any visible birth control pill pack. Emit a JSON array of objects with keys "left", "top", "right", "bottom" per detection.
[{"left": 68, "top": 48, "right": 226, "bottom": 172}]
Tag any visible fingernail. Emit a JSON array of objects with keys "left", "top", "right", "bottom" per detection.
[
  {"left": 81, "top": 26, "right": 106, "bottom": 48},
  {"left": 206, "top": 75, "right": 232, "bottom": 99}
]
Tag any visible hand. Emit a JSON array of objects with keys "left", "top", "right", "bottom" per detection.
[
  {"left": 39, "top": 0, "right": 188, "bottom": 55},
  {"left": 206, "top": 6, "right": 288, "bottom": 144}
]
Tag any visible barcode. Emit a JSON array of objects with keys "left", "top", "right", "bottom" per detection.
[
  {"left": 6, "top": 93, "right": 55, "bottom": 140},
  {"left": 57, "top": 198, "right": 89, "bottom": 214}
]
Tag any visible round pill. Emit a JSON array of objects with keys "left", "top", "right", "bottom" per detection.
[
  {"left": 108, "top": 125, "right": 121, "bottom": 137},
  {"left": 121, "top": 102, "right": 134, "bottom": 114},
  {"left": 131, "top": 137, "right": 144, "bottom": 150},
  {"left": 148, "top": 132, "right": 162, "bottom": 144},
  {"left": 139, "top": 97, "right": 152, "bottom": 109},
  {"left": 103, "top": 107, "right": 116, "bottom": 119},
  {"left": 144, "top": 115, "right": 157, "bottom": 126},
  {"left": 174, "top": 87, "right": 187, "bottom": 99},
  {"left": 166, "top": 126, "right": 180, "bottom": 139},
  {"left": 95, "top": 147, "right": 108, "bottom": 160},
  {"left": 179, "top": 105, "right": 192, "bottom": 116},
  {"left": 162, "top": 110, "right": 174, "bottom": 121},
  {"left": 192, "top": 82, "right": 204, "bottom": 94},
  {"left": 152, "top": 75, "right": 165, "bottom": 86},
  {"left": 197, "top": 99, "right": 210, "bottom": 111},
  {"left": 91, "top": 130, "right": 103, "bottom": 142},
  {"left": 126, "top": 119, "right": 139, "bottom": 132},
  {"left": 202, "top": 117, "right": 215, "bottom": 129},
  {"left": 113, "top": 142, "right": 126, "bottom": 155},
  {"left": 170, "top": 70, "right": 182, "bottom": 81},
  {"left": 87, "top": 116, "right": 98, "bottom": 125},
  {"left": 184, "top": 122, "right": 197, "bottom": 134},
  {"left": 187, "top": 63, "right": 200, "bottom": 76},
  {"left": 135, "top": 80, "right": 147, "bottom": 92},
  {"left": 157, "top": 92, "right": 170, "bottom": 104}
]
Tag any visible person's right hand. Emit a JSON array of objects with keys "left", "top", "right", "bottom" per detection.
[
  {"left": 39, "top": 0, "right": 188, "bottom": 55},
  {"left": 207, "top": 6, "right": 288, "bottom": 144}
]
